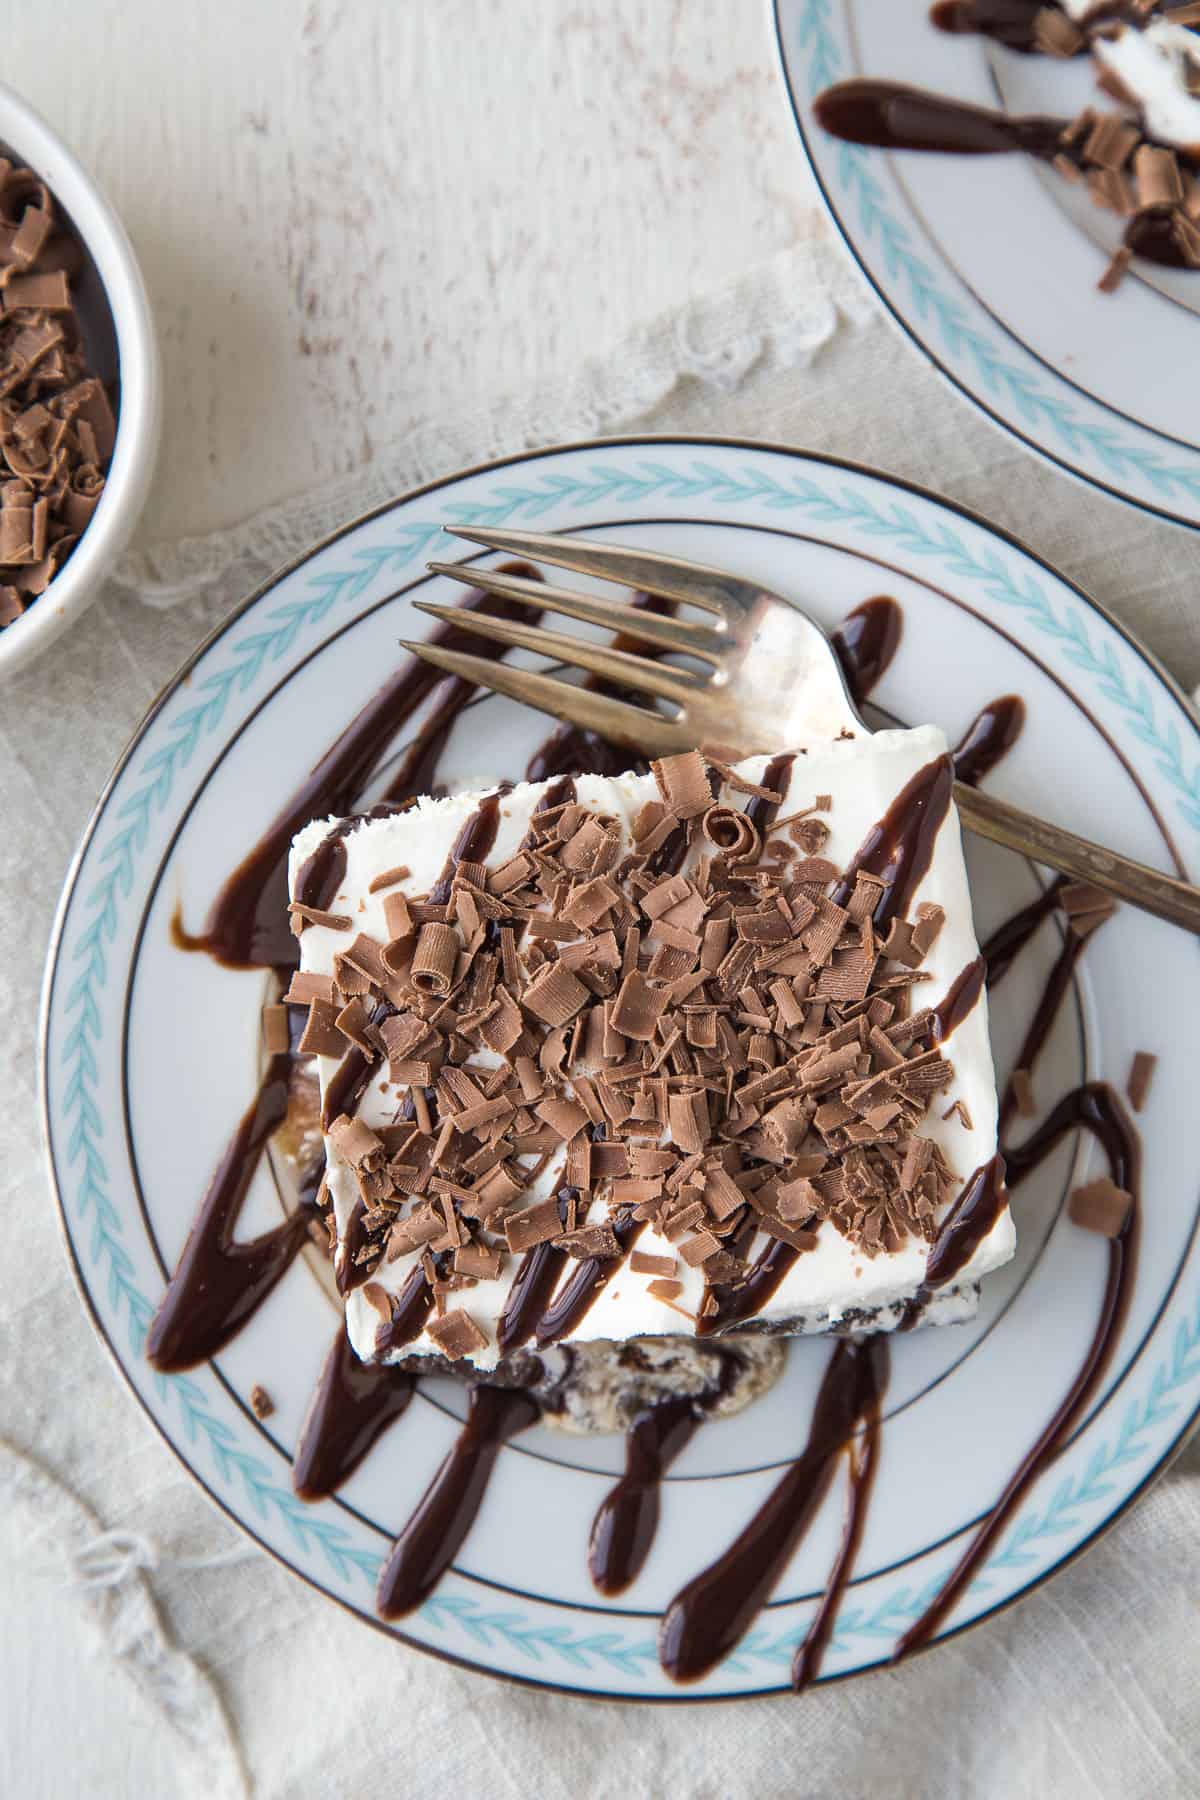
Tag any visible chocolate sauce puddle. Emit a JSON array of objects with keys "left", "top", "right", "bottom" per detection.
[
  {"left": 895, "top": 1081, "right": 1140, "bottom": 1660},
  {"left": 293, "top": 1327, "right": 416, "bottom": 1501},
  {"left": 658, "top": 1338, "right": 890, "bottom": 1683},
  {"left": 376, "top": 1385, "right": 540, "bottom": 1619}
]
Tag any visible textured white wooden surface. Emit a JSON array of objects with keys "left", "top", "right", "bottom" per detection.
[{"left": 13, "top": 0, "right": 805, "bottom": 543}]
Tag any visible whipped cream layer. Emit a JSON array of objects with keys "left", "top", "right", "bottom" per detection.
[
  {"left": 289, "top": 734, "right": 1011, "bottom": 1371},
  {"left": 1094, "top": 20, "right": 1200, "bottom": 154}
]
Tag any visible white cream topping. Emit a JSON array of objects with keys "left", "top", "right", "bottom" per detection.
[
  {"left": 1093, "top": 21, "right": 1200, "bottom": 152},
  {"left": 289, "top": 734, "right": 1011, "bottom": 1371}
]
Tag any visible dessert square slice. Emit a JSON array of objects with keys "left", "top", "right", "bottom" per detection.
[{"left": 287, "top": 731, "right": 1012, "bottom": 1374}]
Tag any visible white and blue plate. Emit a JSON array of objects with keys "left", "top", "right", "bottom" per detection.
[
  {"left": 41, "top": 437, "right": 1200, "bottom": 1696},
  {"left": 773, "top": 0, "right": 1200, "bottom": 530}
]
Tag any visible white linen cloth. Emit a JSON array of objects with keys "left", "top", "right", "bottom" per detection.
[{"left": 4, "top": 220, "right": 1200, "bottom": 1799}]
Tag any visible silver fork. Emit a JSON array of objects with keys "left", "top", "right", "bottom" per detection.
[{"left": 401, "top": 524, "right": 1200, "bottom": 935}]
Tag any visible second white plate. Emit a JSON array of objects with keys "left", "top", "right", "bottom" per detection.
[{"left": 773, "top": 0, "right": 1200, "bottom": 529}]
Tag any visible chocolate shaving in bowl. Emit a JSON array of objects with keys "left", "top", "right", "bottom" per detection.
[{"left": 0, "top": 163, "right": 117, "bottom": 632}]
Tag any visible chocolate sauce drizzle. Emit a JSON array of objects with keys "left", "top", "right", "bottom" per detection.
[
  {"left": 982, "top": 876, "right": 1066, "bottom": 989},
  {"left": 813, "top": 80, "right": 1197, "bottom": 271},
  {"left": 293, "top": 1327, "right": 416, "bottom": 1501},
  {"left": 497, "top": 1192, "right": 573, "bottom": 1353},
  {"left": 373, "top": 1259, "right": 438, "bottom": 1357},
  {"left": 815, "top": 79, "right": 1069, "bottom": 162},
  {"left": 588, "top": 1393, "right": 701, "bottom": 1596},
  {"left": 953, "top": 696, "right": 1025, "bottom": 788},
  {"left": 931, "top": 0, "right": 1042, "bottom": 47},
  {"left": 832, "top": 752, "right": 955, "bottom": 928},
  {"left": 830, "top": 595, "right": 902, "bottom": 708},
  {"left": 376, "top": 1385, "right": 540, "bottom": 1619},
  {"left": 998, "top": 921, "right": 1089, "bottom": 1136},
  {"left": 171, "top": 572, "right": 542, "bottom": 972},
  {"left": 698, "top": 1236, "right": 801, "bottom": 1336},
  {"left": 658, "top": 1338, "right": 890, "bottom": 1683},
  {"left": 153, "top": 577, "right": 1129, "bottom": 1682},
  {"left": 924, "top": 1155, "right": 1009, "bottom": 1288},
  {"left": 932, "top": 0, "right": 1142, "bottom": 53},
  {"left": 587, "top": 1347, "right": 749, "bottom": 1594},
  {"left": 895, "top": 1081, "right": 1140, "bottom": 1659},
  {"left": 533, "top": 1209, "right": 645, "bottom": 1347},
  {"left": 791, "top": 1348, "right": 888, "bottom": 1692},
  {"left": 426, "top": 785, "right": 510, "bottom": 907},
  {"left": 929, "top": 955, "right": 987, "bottom": 1046},
  {"left": 146, "top": 1054, "right": 313, "bottom": 1371}
]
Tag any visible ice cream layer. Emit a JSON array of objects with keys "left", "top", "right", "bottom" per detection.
[{"left": 288, "top": 734, "right": 1011, "bottom": 1372}]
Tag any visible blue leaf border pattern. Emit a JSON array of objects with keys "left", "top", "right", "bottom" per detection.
[
  {"left": 786, "top": 0, "right": 1200, "bottom": 508},
  {"left": 50, "top": 451, "right": 1200, "bottom": 1687}
]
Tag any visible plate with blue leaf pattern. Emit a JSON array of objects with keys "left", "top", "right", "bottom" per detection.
[
  {"left": 42, "top": 436, "right": 1200, "bottom": 1697},
  {"left": 773, "top": 0, "right": 1200, "bottom": 530}
]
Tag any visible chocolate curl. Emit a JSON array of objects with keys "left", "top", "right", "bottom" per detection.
[
  {"left": 411, "top": 921, "right": 458, "bottom": 995},
  {"left": 701, "top": 805, "right": 760, "bottom": 859},
  {"left": 327, "top": 1114, "right": 383, "bottom": 1169},
  {"left": 58, "top": 379, "right": 117, "bottom": 459},
  {"left": 522, "top": 961, "right": 589, "bottom": 1026},
  {"left": 0, "top": 480, "right": 32, "bottom": 561},
  {"left": 61, "top": 464, "right": 105, "bottom": 534},
  {"left": 3, "top": 269, "right": 72, "bottom": 312},
  {"left": 10, "top": 205, "right": 52, "bottom": 266},
  {"left": 652, "top": 749, "right": 711, "bottom": 819},
  {"left": 383, "top": 890, "right": 414, "bottom": 941},
  {"left": 0, "top": 166, "right": 50, "bottom": 226}
]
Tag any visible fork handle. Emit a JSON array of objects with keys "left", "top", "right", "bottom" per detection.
[{"left": 954, "top": 781, "right": 1200, "bottom": 935}]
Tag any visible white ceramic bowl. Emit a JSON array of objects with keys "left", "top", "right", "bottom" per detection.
[{"left": 0, "top": 79, "right": 160, "bottom": 682}]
